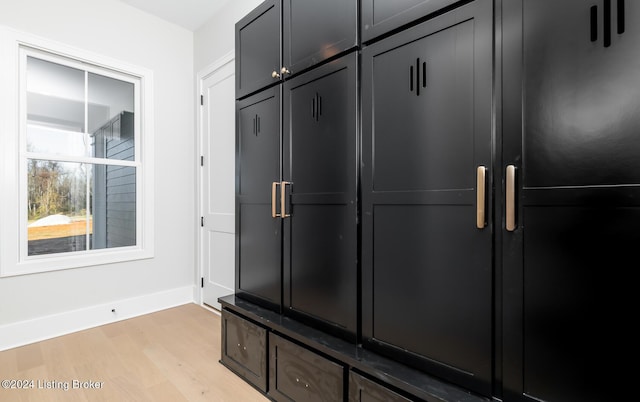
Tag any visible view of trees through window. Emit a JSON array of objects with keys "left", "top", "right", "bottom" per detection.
[{"left": 27, "top": 160, "right": 87, "bottom": 221}]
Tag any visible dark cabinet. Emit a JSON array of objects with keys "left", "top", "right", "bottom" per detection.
[
  {"left": 361, "top": 0, "right": 493, "bottom": 396},
  {"left": 348, "top": 372, "right": 412, "bottom": 402},
  {"left": 502, "top": 1, "right": 639, "bottom": 401},
  {"left": 235, "top": 86, "right": 282, "bottom": 311},
  {"left": 235, "top": 0, "right": 358, "bottom": 99},
  {"left": 283, "top": 0, "right": 358, "bottom": 74},
  {"left": 235, "top": 52, "right": 359, "bottom": 334},
  {"left": 220, "top": 310, "right": 268, "bottom": 392},
  {"left": 235, "top": 0, "right": 281, "bottom": 99},
  {"left": 282, "top": 53, "right": 358, "bottom": 340},
  {"left": 361, "top": 0, "right": 459, "bottom": 43},
  {"left": 269, "top": 333, "right": 344, "bottom": 402},
  {"left": 228, "top": 0, "right": 640, "bottom": 401}
]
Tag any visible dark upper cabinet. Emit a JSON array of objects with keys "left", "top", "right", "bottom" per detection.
[
  {"left": 361, "top": 0, "right": 459, "bottom": 43},
  {"left": 235, "top": 86, "right": 282, "bottom": 311},
  {"left": 283, "top": 0, "right": 358, "bottom": 74},
  {"left": 282, "top": 53, "right": 358, "bottom": 340},
  {"left": 235, "top": 0, "right": 282, "bottom": 99},
  {"left": 236, "top": 0, "right": 358, "bottom": 99},
  {"left": 361, "top": 0, "right": 493, "bottom": 396},
  {"left": 502, "top": 1, "right": 640, "bottom": 401}
]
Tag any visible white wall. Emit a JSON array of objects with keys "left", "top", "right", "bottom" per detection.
[{"left": 0, "top": 0, "right": 195, "bottom": 348}]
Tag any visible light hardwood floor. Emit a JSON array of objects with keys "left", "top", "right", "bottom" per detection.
[{"left": 0, "top": 303, "right": 269, "bottom": 402}]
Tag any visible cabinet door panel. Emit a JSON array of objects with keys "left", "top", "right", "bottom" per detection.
[
  {"left": 371, "top": 18, "right": 474, "bottom": 192},
  {"left": 522, "top": 0, "right": 640, "bottom": 188},
  {"left": 283, "top": 0, "right": 357, "bottom": 74},
  {"left": 362, "top": 0, "right": 459, "bottom": 43},
  {"left": 237, "top": 205, "right": 281, "bottom": 306},
  {"left": 236, "top": 0, "right": 281, "bottom": 99},
  {"left": 502, "top": 1, "right": 640, "bottom": 401},
  {"left": 372, "top": 205, "right": 490, "bottom": 374},
  {"left": 288, "top": 68, "right": 352, "bottom": 194},
  {"left": 362, "top": 0, "right": 492, "bottom": 396},
  {"left": 522, "top": 206, "right": 638, "bottom": 401},
  {"left": 289, "top": 204, "right": 354, "bottom": 331},
  {"left": 236, "top": 88, "right": 282, "bottom": 310},
  {"left": 283, "top": 54, "right": 358, "bottom": 339}
]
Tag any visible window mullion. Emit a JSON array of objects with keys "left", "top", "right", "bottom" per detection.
[{"left": 84, "top": 70, "right": 90, "bottom": 251}]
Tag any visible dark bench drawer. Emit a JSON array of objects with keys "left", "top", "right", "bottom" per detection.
[
  {"left": 221, "top": 309, "right": 268, "bottom": 392},
  {"left": 349, "top": 371, "right": 413, "bottom": 402},
  {"left": 269, "top": 333, "right": 344, "bottom": 401}
]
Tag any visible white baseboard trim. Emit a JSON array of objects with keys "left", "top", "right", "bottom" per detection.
[{"left": 0, "top": 286, "right": 194, "bottom": 351}]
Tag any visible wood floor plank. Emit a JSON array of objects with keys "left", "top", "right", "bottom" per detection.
[
  {"left": 0, "top": 304, "right": 268, "bottom": 402},
  {"left": 15, "top": 343, "right": 43, "bottom": 373},
  {"left": 145, "top": 380, "right": 190, "bottom": 402}
]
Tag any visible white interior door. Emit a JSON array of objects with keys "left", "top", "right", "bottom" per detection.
[{"left": 199, "top": 54, "right": 235, "bottom": 310}]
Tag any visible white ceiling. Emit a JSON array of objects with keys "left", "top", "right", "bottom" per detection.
[{"left": 119, "top": 0, "right": 233, "bottom": 31}]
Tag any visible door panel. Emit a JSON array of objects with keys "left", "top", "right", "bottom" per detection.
[
  {"left": 201, "top": 58, "right": 236, "bottom": 310},
  {"left": 362, "top": 0, "right": 493, "bottom": 395},
  {"left": 502, "top": 1, "right": 640, "bottom": 401},
  {"left": 521, "top": 206, "right": 638, "bottom": 401},
  {"left": 288, "top": 69, "right": 352, "bottom": 194},
  {"left": 283, "top": 0, "right": 358, "bottom": 74},
  {"left": 372, "top": 205, "right": 490, "bottom": 373},
  {"left": 522, "top": 0, "right": 640, "bottom": 188},
  {"left": 371, "top": 18, "right": 474, "bottom": 192},
  {"left": 361, "top": 0, "right": 460, "bottom": 43},
  {"left": 236, "top": 87, "right": 282, "bottom": 311},
  {"left": 236, "top": 0, "right": 281, "bottom": 99},
  {"left": 289, "top": 204, "right": 354, "bottom": 329},
  {"left": 283, "top": 53, "right": 358, "bottom": 339}
]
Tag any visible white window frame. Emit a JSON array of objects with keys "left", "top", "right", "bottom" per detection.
[{"left": 0, "top": 26, "right": 154, "bottom": 277}]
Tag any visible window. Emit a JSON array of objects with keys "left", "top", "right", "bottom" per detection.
[{"left": 0, "top": 27, "right": 154, "bottom": 276}]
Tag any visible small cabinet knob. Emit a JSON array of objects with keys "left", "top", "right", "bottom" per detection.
[
  {"left": 280, "top": 66, "right": 290, "bottom": 75},
  {"left": 271, "top": 70, "right": 280, "bottom": 79}
]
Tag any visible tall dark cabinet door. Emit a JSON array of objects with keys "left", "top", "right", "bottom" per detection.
[
  {"left": 282, "top": 53, "right": 358, "bottom": 340},
  {"left": 361, "top": 0, "right": 493, "bottom": 396},
  {"left": 236, "top": 87, "right": 282, "bottom": 311},
  {"left": 235, "top": 0, "right": 281, "bottom": 99},
  {"left": 502, "top": 1, "right": 640, "bottom": 401},
  {"left": 282, "top": 0, "right": 358, "bottom": 75}
]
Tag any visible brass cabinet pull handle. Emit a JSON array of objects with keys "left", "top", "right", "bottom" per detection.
[
  {"left": 506, "top": 165, "right": 517, "bottom": 231},
  {"left": 281, "top": 181, "right": 292, "bottom": 218},
  {"left": 476, "top": 166, "right": 486, "bottom": 229},
  {"left": 271, "top": 182, "right": 281, "bottom": 218}
]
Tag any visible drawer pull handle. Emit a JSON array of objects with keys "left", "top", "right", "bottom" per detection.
[
  {"left": 506, "top": 165, "right": 517, "bottom": 231},
  {"left": 476, "top": 166, "right": 486, "bottom": 229},
  {"left": 272, "top": 182, "right": 281, "bottom": 218},
  {"left": 281, "top": 181, "right": 292, "bottom": 218}
]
